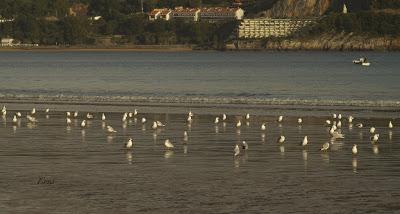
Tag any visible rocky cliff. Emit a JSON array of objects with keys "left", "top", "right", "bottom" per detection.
[
  {"left": 236, "top": 33, "right": 400, "bottom": 51},
  {"left": 261, "top": 0, "right": 334, "bottom": 18}
]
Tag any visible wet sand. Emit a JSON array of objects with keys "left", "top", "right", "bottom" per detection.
[{"left": 0, "top": 108, "right": 399, "bottom": 213}]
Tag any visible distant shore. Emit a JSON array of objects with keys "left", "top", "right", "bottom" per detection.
[{"left": 0, "top": 45, "right": 195, "bottom": 52}]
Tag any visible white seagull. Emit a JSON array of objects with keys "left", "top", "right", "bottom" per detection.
[
  {"left": 242, "top": 141, "right": 249, "bottom": 150},
  {"left": 278, "top": 135, "right": 285, "bottom": 144},
  {"left": 12, "top": 115, "right": 17, "bottom": 123},
  {"left": 16, "top": 112, "right": 22, "bottom": 117},
  {"left": 236, "top": 120, "right": 242, "bottom": 128},
  {"left": 86, "top": 113, "right": 94, "bottom": 119},
  {"left": 66, "top": 112, "right": 71, "bottom": 117},
  {"left": 261, "top": 123, "right": 266, "bottom": 131},
  {"left": 152, "top": 121, "right": 158, "bottom": 129},
  {"left": 234, "top": 144, "right": 240, "bottom": 157},
  {"left": 326, "top": 120, "right": 332, "bottom": 126},
  {"left": 45, "top": 108, "right": 50, "bottom": 113},
  {"left": 27, "top": 115, "right": 38, "bottom": 123},
  {"left": 31, "top": 108, "right": 36, "bottom": 115},
  {"left": 187, "top": 115, "right": 192, "bottom": 123},
  {"left": 134, "top": 109, "right": 138, "bottom": 116},
  {"left": 370, "top": 127, "right": 375, "bottom": 134},
  {"left": 222, "top": 114, "right": 227, "bottom": 121},
  {"left": 278, "top": 115, "right": 283, "bottom": 122},
  {"left": 298, "top": 118, "right": 303, "bottom": 124},
  {"left": 389, "top": 121, "right": 393, "bottom": 129},
  {"left": 371, "top": 134, "right": 379, "bottom": 142},
  {"left": 73, "top": 111, "right": 78, "bottom": 118},
  {"left": 330, "top": 128, "right": 344, "bottom": 139},
  {"left": 66, "top": 118, "right": 72, "bottom": 125},
  {"left": 214, "top": 117, "right": 219, "bottom": 124},
  {"left": 352, "top": 144, "right": 358, "bottom": 155},
  {"left": 245, "top": 113, "right": 250, "bottom": 120},
  {"left": 125, "top": 138, "right": 133, "bottom": 149},
  {"left": 107, "top": 125, "right": 117, "bottom": 133},
  {"left": 101, "top": 113, "right": 106, "bottom": 121},
  {"left": 320, "top": 142, "right": 330, "bottom": 151},
  {"left": 164, "top": 139, "right": 174, "bottom": 149},
  {"left": 356, "top": 123, "right": 363, "bottom": 128},
  {"left": 141, "top": 117, "right": 147, "bottom": 124},
  {"left": 156, "top": 121, "right": 165, "bottom": 127},
  {"left": 80, "top": 120, "right": 86, "bottom": 128},
  {"left": 301, "top": 136, "right": 308, "bottom": 147},
  {"left": 348, "top": 116, "right": 354, "bottom": 123}
]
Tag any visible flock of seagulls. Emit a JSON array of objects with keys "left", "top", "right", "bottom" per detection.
[{"left": 1, "top": 105, "right": 396, "bottom": 160}]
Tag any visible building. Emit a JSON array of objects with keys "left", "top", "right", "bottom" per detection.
[
  {"left": 149, "top": 8, "right": 173, "bottom": 21},
  {"left": 238, "top": 18, "right": 316, "bottom": 39},
  {"left": 69, "top": 3, "right": 88, "bottom": 17},
  {"left": 173, "top": 7, "right": 201, "bottom": 22},
  {"left": 200, "top": 7, "right": 244, "bottom": 21},
  {"left": 1, "top": 38, "right": 15, "bottom": 47}
]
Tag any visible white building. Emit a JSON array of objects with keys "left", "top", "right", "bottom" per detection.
[
  {"left": 1, "top": 38, "right": 15, "bottom": 46},
  {"left": 238, "top": 18, "right": 316, "bottom": 39}
]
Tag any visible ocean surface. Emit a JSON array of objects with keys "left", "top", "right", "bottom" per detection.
[
  {"left": 0, "top": 51, "right": 400, "bottom": 213},
  {"left": 0, "top": 51, "right": 399, "bottom": 108}
]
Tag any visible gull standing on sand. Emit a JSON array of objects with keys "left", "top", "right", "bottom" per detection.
[
  {"left": 66, "top": 118, "right": 72, "bottom": 125},
  {"left": 164, "top": 139, "right": 174, "bottom": 149},
  {"left": 214, "top": 117, "right": 219, "bottom": 124},
  {"left": 389, "top": 121, "right": 394, "bottom": 129},
  {"left": 134, "top": 109, "right": 138, "bottom": 116},
  {"left": 234, "top": 144, "right": 240, "bottom": 157},
  {"left": 370, "top": 127, "right": 376, "bottom": 134},
  {"left": 107, "top": 125, "right": 117, "bottom": 133},
  {"left": 321, "top": 142, "right": 330, "bottom": 151},
  {"left": 245, "top": 113, "right": 250, "bottom": 120},
  {"left": 27, "top": 115, "right": 38, "bottom": 123},
  {"left": 66, "top": 112, "right": 71, "bottom": 117},
  {"left": 74, "top": 111, "right": 78, "bottom": 118},
  {"left": 141, "top": 117, "right": 147, "bottom": 124},
  {"left": 128, "top": 112, "right": 133, "bottom": 118},
  {"left": 242, "top": 141, "right": 248, "bottom": 150},
  {"left": 86, "top": 113, "right": 94, "bottom": 119},
  {"left": 236, "top": 120, "right": 242, "bottom": 128},
  {"left": 348, "top": 116, "right": 354, "bottom": 123},
  {"left": 156, "top": 121, "right": 165, "bottom": 127},
  {"left": 278, "top": 116, "right": 283, "bottom": 123},
  {"left": 371, "top": 134, "right": 379, "bottom": 142},
  {"left": 261, "top": 123, "right": 266, "bottom": 131},
  {"left": 12, "top": 115, "right": 17, "bottom": 123},
  {"left": 187, "top": 115, "right": 193, "bottom": 123},
  {"left": 152, "top": 121, "right": 158, "bottom": 129},
  {"left": 125, "top": 138, "right": 133, "bottom": 149},
  {"left": 122, "top": 113, "right": 128, "bottom": 122},
  {"left": 352, "top": 144, "right": 358, "bottom": 155},
  {"left": 298, "top": 118, "right": 303, "bottom": 124},
  {"left": 330, "top": 128, "right": 344, "bottom": 139},
  {"left": 337, "top": 120, "right": 342, "bottom": 128},
  {"left": 222, "top": 114, "right": 227, "bottom": 121},
  {"left": 301, "top": 136, "right": 308, "bottom": 147},
  {"left": 31, "top": 108, "right": 36, "bottom": 115},
  {"left": 326, "top": 120, "right": 332, "bottom": 126},
  {"left": 338, "top": 114, "right": 342, "bottom": 120},
  {"left": 16, "top": 112, "right": 22, "bottom": 117},
  {"left": 356, "top": 123, "right": 363, "bottom": 128},
  {"left": 81, "top": 120, "right": 86, "bottom": 128},
  {"left": 332, "top": 113, "right": 337, "bottom": 119},
  {"left": 278, "top": 135, "right": 285, "bottom": 143},
  {"left": 101, "top": 113, "right": 106, "bottom": 121},
  {"left": 45, "top": 108, "right": 50, "bottom": 113}
]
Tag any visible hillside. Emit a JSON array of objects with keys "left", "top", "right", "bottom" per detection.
[{"left": 261, "top": 0, "right": 334, "bottom": 18}]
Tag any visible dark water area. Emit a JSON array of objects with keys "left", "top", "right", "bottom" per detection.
[{"left": 0, "top": 110, "right": 399, "bottom": 213}]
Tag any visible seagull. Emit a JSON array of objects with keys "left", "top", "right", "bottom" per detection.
[
  {"left": 245, "top": 113, "right": 250, "bottom": 120},
  {"left": 152, "top": 121, "right": 158, "bottom": 129},
  {"left": 338, "top": 114, "right": 342, "bottom": 120},
  {"left": 352, "top": 144, "right": 358, "bottom": 155},
  {"left": 278, "top": 115, "right": 283, "bottom": 122},
  {"left": 141, "top": 117, "right": 147, "bottom": 124},
  {"left": 12, "top": 115, "right": 17, "bottom": 123},
  {"left": 107, "top": 125, "right": 117, "bottom": 133},
  {"left": 371, "top": 134, "right": 379, "bottom": 142},
  {"left": 242, "top": 141, "right": 248, "bottom": 150},
  {"left": 183, "top": 131, "right": 188, "bottom": 142},
  {"left": 356, "top": 123, "right": 363, "bottom": 128},
  {"left": 86, "top": 113, "right": 94, "bottom": 119},
  {"left": 1, "top": 109, "right": 6, "bottom": 116},
  {"left": 261, "top": 123, "right": 266, "bottom": 131},
  {"left": 298, "top": 118, "right": 303, "bottom": 124},
  {"left": 101, "top": 113, "right": 106, "bottom": 121},
  {"left": 320, "top": 142, "right": 330, "bottom": 151},
  {"left": 45, "top": 108, "right": 50, "bottom": 113},
  {"left": 27, "top": 115, "right": 38, "bottom": 123},
  {"left": 278, "top": 135, "right": 285, "bottom": 143},
  {"left": 122, "top": 113, "right": 128, "bottom": 122},
  {"left": 128, "top": 112, "right": 133, "bottom": 118},
  {"left": 125, "top": 138, "right": 133, "bottom": 149},
  {"left": 326, "top": 120, "right": 332, "bottom": 126},
  {"left": 330, "top": 128, "right": 344, "bottom": 139},
  {"left": 66, "top": 112, "right": 71, "bottom": 117},
  {"left": 188, "top": 111, "right": 193, "bottom": 117},
  {"left": 134, "top": 109, "right": 138, "bottom": 116},
  {"left": 1, "top": 105, "right": 6, "bottom": 112},
  {"left": 66, "top": 118, "right": 72, "bottom": 125},
  {"left": 301, "top": 136, "right": 308, "bottom": 147},
  {"left": 234, "top": 144, "right": 240, "bottom": 157},
  {"left": 337, "top": 120, "right": 342, "bottom": 128},
  {"left": 31, "top": 108, "right": 36, "bottom": 115},
  {"left": 80, "top": 120, "right": 86, "bottom": 128},
  {"left": 156, "top": 121, "right": 165, "bottom": 127},
  {"left": 236, "top": 120, "right": 241, "bottom": 128},
  {"left": 222, "top": 114, "right": 227, "bottom": 121},
  {"left": 214, "top": 117, "right": 219, "bottom": 124},
  {"left": 164, "top": 139, "right": 174, "bottom": 150},
  {"left": 73, "top": 111, "right": 78, "bottom": 118},
  {"left": 348, "top": 116, "right": 354, "bottom": 123},
  {"left": 333, "top": 113, "right": 337, "bottom": 119},
  {"left": 389, "top": 121, "right": 393, "bottom": 129},
  {"left": 187, "top": 115, "right": 192, "bottom": 123},
  {"left": 16, "top": 112, "right": 22, "bottom": 117},
  {"left": 370, "top": 127, "right": 375, "bottom": 134}
]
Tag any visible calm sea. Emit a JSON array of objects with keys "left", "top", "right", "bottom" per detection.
[{"left": 0, "top": 51, "right": 399, "bottom": 107}]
